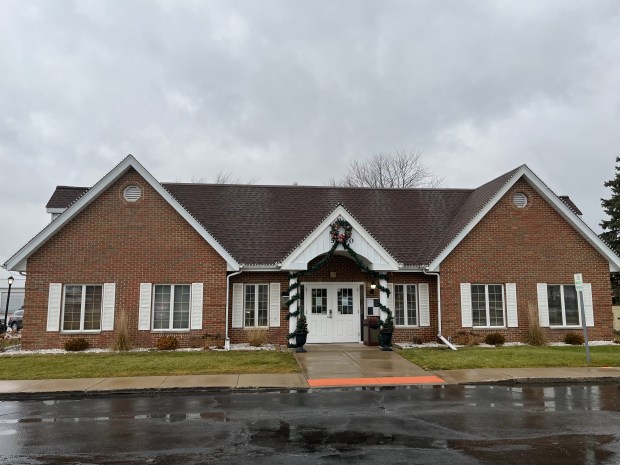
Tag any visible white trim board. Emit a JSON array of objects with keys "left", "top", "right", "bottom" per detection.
[
  {"left": 427, "top": 165, "right": 620, "bottom": 272},
  {"left": 3, "top": 155, "right": 240, "bottom": 272},
  {"left": 280, "top": 204, "right": 400, "bottom": 271}
]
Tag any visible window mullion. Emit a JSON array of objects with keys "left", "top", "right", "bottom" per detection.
[
  {"left": 80, "top": 285, "right": 86, "bottom": 331},
  {"left": 560, "top": 286, "right": 566, "bottom": 326},
  {"left": 485, "top": 285, "right": 491, "bottom": 327},
  {"left": 169, "top": 285, "right": 175, "bottom": 331},
  {"left": 254, "top": 285, "right": 259, "bottom": 326}
]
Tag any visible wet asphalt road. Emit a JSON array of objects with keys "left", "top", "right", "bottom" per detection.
[{"left": 0, "top": 384, "right": 618, "bottom": 465}]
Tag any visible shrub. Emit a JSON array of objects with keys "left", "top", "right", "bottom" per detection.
[
  {"left": 525, "top": 302, "right": 547, "bottom": 346},
  {"left": 247, "top": 329, "right": 267, "bottom": 347},
  {"left": 156, "top": 336, "right": 179, "bottom": 351},
  {"left": 111, "top": 311, "right": 132, "bottom": 351},
  {"left": 411, "top": 335, "right": 424, "bottom": 345},
  {"left": 564, "top": 332, "right": 584, "bottom": 345},
  {"left": 484, "top": 332, "right": 506, "bottom": 346},
  {"left": 64, "top": 338, "right": 90, "bottom": 352},
  {"left": 451, "top": 331, "right": 480, "bottom": 346},
  {"left": 614, "top": 330, "right": 620, "bottom": 344},
  {"left": 188, "top": 336, "right": 204, "bottom": 349},
  {"left": 203, "top": 332, "right": 225, "bottom": 349}
]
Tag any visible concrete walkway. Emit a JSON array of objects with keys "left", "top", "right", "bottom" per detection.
[
  {"left": 295, "top": 343, "right": 444, "bottom": 387},
  {"left": 0, "top": 345, "right": 619, "bottom": 397}
]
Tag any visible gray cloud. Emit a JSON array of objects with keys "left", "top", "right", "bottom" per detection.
[{"left": 1, "top": 0, "right": 619, "bottom": 262}]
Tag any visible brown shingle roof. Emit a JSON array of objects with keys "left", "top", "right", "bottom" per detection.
[
  {"left": 45, "top": 168, "right": 526, "bottom": 267},
  {"left": 46, "top": 186, "right": 89, "bottom": 209}
]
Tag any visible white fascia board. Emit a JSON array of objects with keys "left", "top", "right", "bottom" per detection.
[
  {"left": 280, "top": 204, "right": 400, "bottom": 271},
  {"left": 4, "top": 155, "right": 240, "bottom": 272},
  {"left": 427, "top": 165, "right": 620, "bottom": 272},
  {"left": 46, "top": 208, "right": 66, "bottom": 214}
]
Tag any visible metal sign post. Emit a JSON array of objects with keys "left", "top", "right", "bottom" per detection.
[{"left": 574, "top": 273, "right": 591, "bottom": 363}]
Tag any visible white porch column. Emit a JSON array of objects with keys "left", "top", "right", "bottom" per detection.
[
  {"left": 288, "top": 276, "right": 298, "bottom": 335},
  {"left": 379, "top": 277, "right": 388, "bottom": 321}
]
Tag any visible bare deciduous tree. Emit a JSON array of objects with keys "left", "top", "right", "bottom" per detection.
[
  {"left": 328, "top": 150, "right": 443, "bottom": 188},
  {"left": 213, "top": 170, "right": 257, "bottom": 185}
]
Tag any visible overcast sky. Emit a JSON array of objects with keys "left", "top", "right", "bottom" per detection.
[{"left": 1, "top": 0, "right": 620, "bottom": 269}]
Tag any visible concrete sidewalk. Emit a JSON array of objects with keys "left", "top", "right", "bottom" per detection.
[
  {"left": 436, "top": 366, "right": 620, "bottom": 385},
  {"left": 0, "top": 373, "right": 309, "bottom": 396}
]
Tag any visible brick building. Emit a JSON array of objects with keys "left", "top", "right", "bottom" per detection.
[{"left": 4, "top": 155, "right": 619, "bottom": 349}]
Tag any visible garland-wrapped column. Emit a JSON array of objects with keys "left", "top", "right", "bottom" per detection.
[
  {"left": 379, "top": 277, "right": 388, "bottom": 322},
  {"left": 288, "top": 276, "right": 298, "bottom": 336}
]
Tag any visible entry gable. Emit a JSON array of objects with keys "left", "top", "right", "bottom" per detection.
[
  {"left": 3, "top": 155, "right": 240, "bottom": 272},
  {"left": 280, "top": 204, "right": 400, "bottom": 271},
  {"left": 427, "top": 165, "right": 620, "bottom": 272}
]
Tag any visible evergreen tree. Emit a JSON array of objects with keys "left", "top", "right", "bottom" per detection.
[{"left": 600, "top": 156, "right": 620, "bottom": 286}]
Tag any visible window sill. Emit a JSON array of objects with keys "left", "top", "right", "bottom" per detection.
[
  {"left": 243, "top": 326, "right": 269, "bottom": 330},
  {"left": 61, "top": 330, "right": 102, "bottom": 334},
  {"left": 151, "top": 329, "right": 190, "bottom": 333},
  {"left": 472, "top": 326, "right": 506, "bottom": 330},
  {"left": 396, "top": 325, "right": 420, "bottom": 329},
  {"left": 549, "top": 325, "right": 582, "bottom": 329}
]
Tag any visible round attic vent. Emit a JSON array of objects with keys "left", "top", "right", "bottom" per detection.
[
  {"left": 123, "top": 185, "right": 142, "bottom": 202},
  {"left": 512, "top": 192, "right": 528, "bottom": 208}
]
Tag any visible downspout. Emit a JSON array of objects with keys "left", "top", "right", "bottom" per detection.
[
  {"left": 423, "top": 269, "right": 457, "bottom": 351},
  {"left": 225, "top": 268, "right": 243, "bottom": 351}
]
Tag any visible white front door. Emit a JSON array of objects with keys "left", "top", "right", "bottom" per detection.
[{"left": 306, "top": 283, "right": 360, "bottom": 343}]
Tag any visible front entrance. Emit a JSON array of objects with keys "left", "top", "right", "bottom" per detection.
[{"left": 305, "top": 283, "right": 360, "bottom": 343}]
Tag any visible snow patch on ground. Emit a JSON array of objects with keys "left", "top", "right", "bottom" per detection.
[
  {"left": 0, "top": 344, "right": 276, "bottom": 356},
  {"left": 396, "top": 341, "right": 617, "bottom": 349}
]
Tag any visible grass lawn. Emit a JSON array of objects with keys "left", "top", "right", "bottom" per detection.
[
  {"left": 398, "top": 345, "right": 620, "bottom": 370},
  {"left": 0, "top": 351, "right": 300, "bottom": 380}
]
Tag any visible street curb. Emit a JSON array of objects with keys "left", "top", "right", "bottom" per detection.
[{"left": 1, "top": 377, "right": 620, "bottom": 400}]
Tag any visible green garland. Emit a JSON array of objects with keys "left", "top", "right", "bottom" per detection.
[{"left": 286, "top": 218, "right": 394, "bottom": 347}]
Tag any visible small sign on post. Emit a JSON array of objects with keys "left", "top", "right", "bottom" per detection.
[{"left": 574, "top": 273, "right": 591, "bottom": 363}]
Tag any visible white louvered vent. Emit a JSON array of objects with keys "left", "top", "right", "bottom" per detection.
[
  {"left": 123, "top": 185, "right": 142, "bottom": 202},
  {"left": 512, "top": 192, "right": 528, "bottom": 208}
]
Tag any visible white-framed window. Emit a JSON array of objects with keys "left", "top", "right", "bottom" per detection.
[
  {"left": 152, "top": 284, "right": 191, "bottom": 330},
  {"left": 62, "top": 284, "right": 103, "bottom": 332},
  {"left": 547, "top": 284, "right": 580, "bottom": 326},
  {"left": 244, "top": 284, "right": 269, "bottom": 327},
  {"left": 394, "top": 284, "right": 417, "bottom": 326},
  {"left": 471, "top": 284, "right": 505, "bottom": 327}
]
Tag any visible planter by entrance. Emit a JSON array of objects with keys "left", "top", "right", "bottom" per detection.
[
  {"left": 295, "top": 332, "right": 308, "bottom": 352},
  {"left": 379, "top": 331, "right": 393, "bottom": 351}
]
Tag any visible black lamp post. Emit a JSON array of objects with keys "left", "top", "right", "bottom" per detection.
[{"left": 1, "top": 276, "right": 14, "bottom": 334}]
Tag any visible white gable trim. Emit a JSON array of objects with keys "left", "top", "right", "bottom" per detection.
[
  {"left": 280, "top": 205, "right": 400, "bottom": 271},
  {"left": 3, "top": 155, "right": 240, "bottom": 272},
  {"left": 427, "top": 165, "right": 620, "bottom": 272}
]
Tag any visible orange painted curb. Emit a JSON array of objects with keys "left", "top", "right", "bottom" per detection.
[{"left": 307, "top": 375, "right": 445, "bottom": 387}]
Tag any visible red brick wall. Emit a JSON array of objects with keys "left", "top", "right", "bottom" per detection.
[
  {"left": 440, "top": 177, "right": 613, "bottom": 342},
  {"left": 24, "top": 168, "right": 228, "bottom": 349}
]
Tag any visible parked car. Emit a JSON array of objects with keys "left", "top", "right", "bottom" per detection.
[{"left": 8, "top": 309, "right": 23, "bottom": 332}]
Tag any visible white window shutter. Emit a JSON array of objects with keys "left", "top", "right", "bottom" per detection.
[
  {"left": 190, "top": 283, "right": 203, "bottom": 330},
  {"left": 101, "top": 283, "right": 116, "bottom": 331},
  {"left": 460, "top": 283, "right": 472, "bottom": 327},
  {"left": 505, "top": 283, "right": 518, "bottom": 328},
  {"left": 583, "top": 283, "right": 594, "bottom": 327},
  {"left": 269, "top": 283, "right": 281, "bottom": 327},
  {"left": 46, "top": 283, "right": 62, "bottom": 332},
  {"left": 138, "top": 283, "right": 152, "bottom": 331},
  {"left": 418, "top": 283, "right": 430, "bottom": 327},
  {"left": 232, "top": 283, "right": 243, "bottom": 328},
  {"left": 387, "top": 283, "right": 394, "bottom": 317},
  {"left": 537, "top": 283, "right": 549, "bottom": 327}
]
